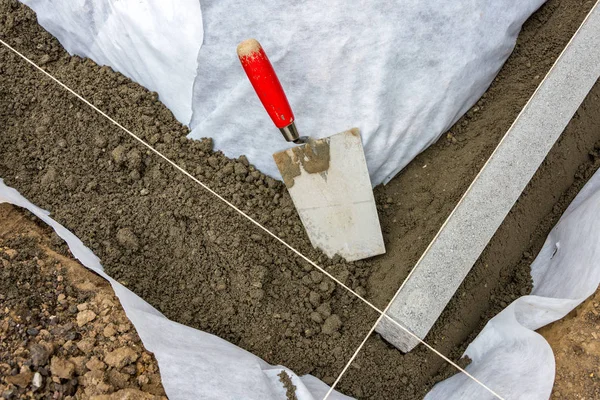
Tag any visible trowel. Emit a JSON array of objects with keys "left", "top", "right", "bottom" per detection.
[{"left": 237, "top": 39, "right": 385, "bottom": 262}]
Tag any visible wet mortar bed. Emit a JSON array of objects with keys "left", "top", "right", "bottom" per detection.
[{"left": 1, "top": 0, "right": 599, "bottom": 398}]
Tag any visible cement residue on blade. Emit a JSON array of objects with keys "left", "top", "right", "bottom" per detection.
[{"left": 273, "top": 138, "right": 331, "bottom": 188}]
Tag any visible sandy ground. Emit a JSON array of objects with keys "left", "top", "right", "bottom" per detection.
[
  {"left": 540, "top": 287, "right": 600, "bottom": 400},
  {"left": 0, "top": 203, "right": 167, "bottom": 399},
  {"left": 1, "top": 0, "right": 599, "bottom": 398}
]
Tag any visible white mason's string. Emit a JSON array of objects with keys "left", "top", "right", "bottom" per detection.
[{"left": 0, "top": 38, "right": 504, "bottom": 400}]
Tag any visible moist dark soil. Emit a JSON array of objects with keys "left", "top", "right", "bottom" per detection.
[{"left": 0, "top": 0, "right": 598, "bottom": 398}]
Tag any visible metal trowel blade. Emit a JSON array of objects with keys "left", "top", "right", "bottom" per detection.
[{"left": 273, "top": 128, "right": 385, "bottom": 262}]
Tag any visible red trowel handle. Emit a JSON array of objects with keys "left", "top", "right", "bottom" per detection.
[{"left": 237, "top": 39, "right": 302, "bottom": 143}]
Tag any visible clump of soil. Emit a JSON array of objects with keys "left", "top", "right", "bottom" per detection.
[
  {"left": 278, "top": 371, "right": 298, "bottom": 400},
  {"left": 1, "top": 0, "right": 598, "bottom": 398},
  {"left": 0, "top": 204, "right": 166, "bottom": 399}
]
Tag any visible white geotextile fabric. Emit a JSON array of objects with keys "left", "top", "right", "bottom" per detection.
[
  {"left": 426, "top": 170, "right": 600, "bottom": 400},
  {"left": 21, "top": 0, "right": 203, "bottom": 124},
  {"left": 189, "top": 0, "right": 546, "bottom": 185},
  {"left": 21, "top": 0, "right": 546, "bottom": 185},
  {"left": 0, "top": 179, "right": 351, "bottom": 400}
]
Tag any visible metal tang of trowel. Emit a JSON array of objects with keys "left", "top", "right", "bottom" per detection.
[{"left": 237, "top": 39, "right": 385, "bottom": 262}]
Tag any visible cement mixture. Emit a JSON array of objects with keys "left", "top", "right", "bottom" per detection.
[{"left": 1, "top": 0, "right": 599, "bottom": 398}]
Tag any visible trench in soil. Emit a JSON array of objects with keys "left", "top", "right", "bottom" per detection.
[{"left": 0, "top": 0, "right": 599, "bottom": 398}]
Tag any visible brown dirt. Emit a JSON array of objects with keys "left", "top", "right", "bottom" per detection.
[
  {"left": 0, "top": 203, "right": 166, "bottom": 399},
  {"left": 278, "top": 371, "right": 298, "bottom": 400},
  {"left": 540, "top": 287, "right": 600, "bottom": 400},
  {"left": 0, "top": 0, "right": 379, "bottom": 389},
  {"left": 0, "top": 0, "right": 598, "bottom": 398}
]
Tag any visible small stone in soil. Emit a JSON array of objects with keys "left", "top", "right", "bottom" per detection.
[{"left": 50, "top": 357, "right": 75, "bottom": 380}]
